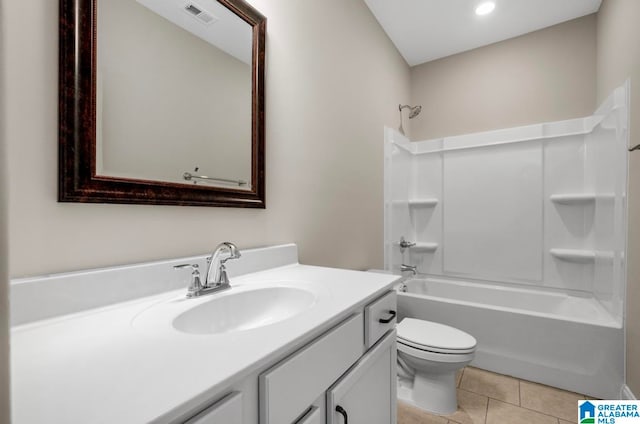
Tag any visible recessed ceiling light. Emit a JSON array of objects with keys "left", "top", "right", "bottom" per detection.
[{"left": 475, "top": 1, "right": 496, "bottom": 16}]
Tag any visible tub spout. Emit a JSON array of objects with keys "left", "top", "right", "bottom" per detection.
[{"left": 400, "top": 264, "right": 417, "bottom": 276}]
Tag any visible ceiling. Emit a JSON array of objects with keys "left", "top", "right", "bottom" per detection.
[
  {"left": 136, "top": 0, "right": 252, "bottom": 64},
  {"left": 364, "top": 0, "right": 602, "bottom": 66}
]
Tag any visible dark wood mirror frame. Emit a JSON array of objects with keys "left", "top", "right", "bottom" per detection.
[{"left": 59, "top": 0, "right": 266, "bottom": 207}]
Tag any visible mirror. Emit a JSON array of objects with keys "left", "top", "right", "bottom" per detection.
[{"left": 59, "top": 0, "right": 266, "bottom": 207}]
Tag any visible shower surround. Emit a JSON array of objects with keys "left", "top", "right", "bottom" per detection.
[{"left": 384, "top": 83, "right": 629, "bottom": 398}]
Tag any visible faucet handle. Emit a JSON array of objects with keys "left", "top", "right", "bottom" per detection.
[
  {"left": 174, "top": 263, "right": 199, "bottom": 270},
  {"left": 399, "top": 237, "right": 416, "bottom": 249},
  {"left": 174, "top": 263, "right": 203, "bottom": 298}
]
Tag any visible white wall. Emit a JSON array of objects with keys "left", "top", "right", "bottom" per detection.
[
  {"left": 410, "top": 15, "right": 597, "bottom": 141},
  {"left": 596, "top": 0, "right": 640, "bottom": 397},
  {"left": 4, "top": 0, "right": 410, "bottom": 278},
  {"left": 0, "top": 0, "right": 10, "bottom": 418}
]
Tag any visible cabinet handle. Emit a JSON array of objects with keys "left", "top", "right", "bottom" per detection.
[
  {"left": 378, "top": 310, "right": 396, "bottom": 324},
  {"left": 336, "top": 405, "right": 348, "bottom": 424}
]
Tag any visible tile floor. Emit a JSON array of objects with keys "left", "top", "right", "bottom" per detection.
[{"left": 397, "top": 367, "right": 595, "bottom": 424}]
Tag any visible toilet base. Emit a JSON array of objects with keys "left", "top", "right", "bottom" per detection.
[{"left": 397, "top": 371, "right": 458, "bottom": 415}]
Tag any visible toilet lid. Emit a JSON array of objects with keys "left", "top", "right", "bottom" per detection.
[{"left": 397, "top": 318, "right": 476, "bottom": 354}]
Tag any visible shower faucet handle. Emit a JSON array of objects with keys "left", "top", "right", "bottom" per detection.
[{"left": 399, "top": 237, "right": 416, "bottom": 249}]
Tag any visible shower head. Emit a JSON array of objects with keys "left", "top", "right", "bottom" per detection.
[
  {"left": 398, "top": 104, "right": 422, "bottom": 136},
  {"left": 399, "top": 104, "right": 422, "bottom": 119}
]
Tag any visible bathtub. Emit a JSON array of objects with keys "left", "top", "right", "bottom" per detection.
[{"left": 397, "top": 277, "right": 624, "bottom": 399}]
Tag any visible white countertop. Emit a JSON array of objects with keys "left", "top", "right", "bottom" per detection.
[{"left": 11, "top": 263, "right": 398, "bottom": 423}]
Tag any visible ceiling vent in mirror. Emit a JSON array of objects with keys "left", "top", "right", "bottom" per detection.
[{"left": 183, "top": 2, "right": 218, "bottom": 25}]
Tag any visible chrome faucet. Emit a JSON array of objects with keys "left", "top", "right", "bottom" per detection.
[
  {"left": 400, "top": 264, "right": 418, "bottom": 276},
  {"left": 205, "top": 242, "right": 241, "bottom": 288},
  {"left": 174, "top": 242, "right": 241, "bottom": 298}
]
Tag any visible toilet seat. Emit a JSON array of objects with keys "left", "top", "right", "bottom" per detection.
[
  {"left": 397, "top": 318, "right": 477, "bottom": 354},
  {"left": 397, "top": 339, "right": 475, "bottom": 363}
]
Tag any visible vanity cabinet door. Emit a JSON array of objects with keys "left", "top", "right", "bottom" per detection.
[
  {"left": 184, "top": 391, "right": 242, "bottom": 424},
  {"left": 326, "top": 330, "right": 397, "bottom": 424}
]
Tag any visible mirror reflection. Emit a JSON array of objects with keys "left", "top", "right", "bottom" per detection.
[{"left": 97, "top": 0, "right": 253, "bottom": 190}]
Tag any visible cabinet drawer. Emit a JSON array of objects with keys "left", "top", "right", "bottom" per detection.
[
  {"left": 260, "top": 313, "right": 364, "bottom": 424},
  {"left": 364, "top": 291, "right": 397, "bottom": 348},
  {"left": 184, "top": 391, "right": 242, "bottom": 424}
]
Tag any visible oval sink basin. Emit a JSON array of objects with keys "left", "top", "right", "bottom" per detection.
[{"left": 172, "top": 286, "right": 317, "bottom": 335}]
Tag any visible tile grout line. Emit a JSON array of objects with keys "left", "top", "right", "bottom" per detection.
[
  {"left": 458, "top": 368, "right": 521, "bottom": 405},
  {"left": 456, "top": 387, "right": 517, "bottom": 407},
  {"left": 518, "top": 379, "right": 522, "bottom": 406},
  {"left": 484, "top": 395, "right": 489, "bottom": 424}
]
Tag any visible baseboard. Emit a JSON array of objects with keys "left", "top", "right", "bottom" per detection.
[{"left": 622, "top": 385, "right": 637, "bottom": 400}]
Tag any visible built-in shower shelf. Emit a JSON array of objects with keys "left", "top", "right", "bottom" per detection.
[
  {"left": 410, "top": 242, "right": 439, "bottom": 252},
  {"left": 550, "top": 248, "right": 595, "bottom": 263},
  {"left": 391, "top": 198, "right": 439, "bottom": 207},
  {"left": 550, "top": 193, "right": 615, "bottom": 205},
  {"left": 408, "top": 198, "right": 439, "bottom": 207}
]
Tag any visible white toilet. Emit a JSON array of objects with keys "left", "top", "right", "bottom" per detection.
[{"left": 396, "top": 318, "right": 477, "bottom": 415}]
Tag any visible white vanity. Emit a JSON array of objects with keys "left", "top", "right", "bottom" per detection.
[{"left": 10, "top": 244, "right": 399, "bottom": 423}]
